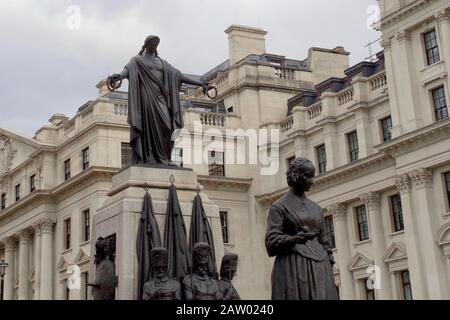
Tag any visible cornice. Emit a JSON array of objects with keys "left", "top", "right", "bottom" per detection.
[
  {"left": 255, "top": 153, "right": 393, "bottom": 207},
  {"left": 0, "top": 167, "right": 117, "bottom": 222},
  {"left": 380, "top": 0, "right": 432, "bottom": 29},
  {"left": 197, "top": 175, "right": 253, "bottom": 192},
  {"left": 376, "top": 118, "right": 450, "bottom": 156}
]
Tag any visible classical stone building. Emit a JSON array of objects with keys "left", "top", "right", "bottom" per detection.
[{"left": 1, "top": 0, "right": 449, "bottom": 300}]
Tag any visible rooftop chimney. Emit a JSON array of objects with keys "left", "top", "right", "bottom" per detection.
[{"left": 225, "top": 25, "right": 267, "bottom": 66}]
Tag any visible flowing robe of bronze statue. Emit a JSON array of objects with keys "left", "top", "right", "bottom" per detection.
[
  {"left": 183, "top": 243, "right": 222, "bottom": 300},
  {"left": 265, "top": 158, "right": 338, "bottom": 300},
  {"left": 108, "top": 36, "right": 211, "bottom": 166},
  {"left": 142, "top": 248, "right": 181, "bottom": 300}
]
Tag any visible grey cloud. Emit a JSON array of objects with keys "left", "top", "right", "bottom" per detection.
[{"left": 0, "top": 0, "right": 380, "bottom": 135}]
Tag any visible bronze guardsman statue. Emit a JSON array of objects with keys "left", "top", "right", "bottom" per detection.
[
  {"left": 142, "top": 248, "right": 182, "bottom": 300},
  {"left": 265, "top": 158, "right": 338, "bottom": 300},
  {"left": 218, "top": 253, "right": 240, "bottom": 300},
  {"left": 183, "top": 243, "right": 222, "bottom": 300},
  {"left": 107, "top": 35, "right": 213, "bottom": 166},
  {"left": 87, "top": 237, "right": 117, "bottom": 300}
]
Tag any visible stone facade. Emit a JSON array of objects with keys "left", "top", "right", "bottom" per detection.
[{"left": 1, "top": 0, "right": 450, "bottom": 300}]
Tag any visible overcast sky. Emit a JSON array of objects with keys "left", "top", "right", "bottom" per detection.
[{"left": 0, "top": 0, "right": 380, "bottom": 136}]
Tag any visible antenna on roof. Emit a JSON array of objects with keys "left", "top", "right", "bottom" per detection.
[{"left": 365, "top": 38, "right": 380, "bottom": 62}]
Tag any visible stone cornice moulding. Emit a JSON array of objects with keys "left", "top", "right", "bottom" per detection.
[
  {"left": 197, "top": 175, "right": 253, "bottom": 192},
  {"left": 255, "top": 153, "right": 394, "bottom": 207},
  {"left": 376, "top": 118, "right": 450, "bottom": 156},
  {"left": 0, "top": 167, "right": 116, "bottom": 222},
  {"left": 380, "top": 0, "right": 432, "bottom": 29}
]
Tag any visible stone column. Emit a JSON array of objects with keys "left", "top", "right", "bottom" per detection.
[
  {"left": 40, "top": 219, "right": 54, "bottom": 300},
  {"left": 390, "top": 272, "right": 399, "bottom": 300},
  {"left": 409, "top": 169, "right": 448, "bottom": 299},
  {"left": 359, "top": 192, "right": 391, "bottom": 299},
  {"left": 33, "top": 222, "right": 42, "bottom": 300},
  {"left": 436, "top": 10, "right": 450, "bottom": 84},
  {"left": 380, "top": 37, "right": 402, "bottom": 138},
  {"left": 17, "top": 229, "right": 30, "bottom": 300},
  {"left": 329, "top": 204, "right": 355, "bottom": 300},
  {"left": 355, "top": 109, "right": 372, "bottom": 158},
  {"left": 323, "top": 123, "right": 338, "bottom": 171},
  {"left": 394, "top": 174, "right": 426, "bottom": 299},
  {"left": 4, "top": 237, "right": 15, "bottom": 300}
]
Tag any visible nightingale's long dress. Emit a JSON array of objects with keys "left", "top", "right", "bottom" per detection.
[
  {"left": 265, "top": 190, "right": 338, "bottom": 300},
  {"left": 125, "top": 55, "right": 183, "bottom": 165}
]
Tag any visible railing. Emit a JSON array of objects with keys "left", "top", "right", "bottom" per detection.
[
  {"left": 114, "top": 104, "right": 128, "bottom": 116},
  {"left": 307, "top": 102, "right": 323, "bottom": 120},
  {"left": 337, "top": 87, "right": 354, "bottom": 106},
  {"left": 369, "top": 72, "right": 387, "bottom": 91},
  {"left": 280, "top": 116, "right": 294, "bottom": 132},
  {"left": 214, "top": 72, "right": 229, "bottom": 88},
  {"left": 200, "top": 113, "right": 225, "bottom": 127},
  {"left": 274, "top": 67, "right": 296, "bottom": 80}
]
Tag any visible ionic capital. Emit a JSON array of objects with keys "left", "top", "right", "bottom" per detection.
[
  {"left": 396, "top": 30, "right": 410, "bottom": 43},
  {"left": 395, "top": 174, "right": 411, "bottom": 194},
  {"left": 328, "top": 203, "right": 347, "bottom": 221},
  {"left": 359, "top": 192, "right": 381, "bottom": 211},
  {"left": 436, "top": 9, "right": 450, "bottom": 24},
  {"left": 39, "top": 218, "right": 55, "bottom": 233},
  {"left": 15, "top": 229, "right": 31, "bottom": 243},
  {"left": 409, "top": 168, "right": 433, "bottom": 189}
]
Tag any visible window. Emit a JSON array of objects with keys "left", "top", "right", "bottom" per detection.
[
  {"left": 30, "top": 175, "right": 36, "bottom": 193},
  {"left": 445, "top": 172, "right": 450, "bottom": 209},
  {"left": 423, "top": 29, "right": 440, "bottom": 66},
  {"left": 15, "top": 184, "right": 21, "bottom": 202},
  {"left": 64, "top": 218, "right": 71, "bottom": 250},
  {"left": 355, "top": 205, "right": 369, "bottom": 241},
  {"left": 121, "top": 142, "right": 132, "bottom": 168},
  {"left": 220, "top": 211, "right": 229, "bottom": 244},
  {"left": 208, "top": 151, "right": 225, "bottom": 177},
  {"left": 401, "top": 270, "right": 413, "bottom": 300},
  {"left": 432, "top": 86, "right": 448, "bottom": 121},
  {"left": 364, "top": 280, "right": 375, "bottom": 300},
  {"left": 82, "top": 209, "right": 90, "bottom": 242},
  {"left": 64, "top": 159, "right": 71, "bottom": 181},
  {"left": 316, "top": 144, "right": 327, "bottom": 174},
  {"left": 81, "top": 272, "right": 89, "bottom": 300},
  {"left": 381, "top": 116, "right": 393, "bottom": 142},
  {"left": 347, "top": 131, "right": 359, "bottom": 162},
  {"left": 324, "top": 215, "right": 335, "bottom": 249},
  {"left": 1, "top": 193, "right": 6, "bottom": 210},
  {"left": 82, "top": 147, "right": 90, "bottom": 170},
  {"left": 390, "top": 194, "right": 404, "bottom": 232},
  {"left": 171, "top": 148, "right": 183, "bottom": 167}
]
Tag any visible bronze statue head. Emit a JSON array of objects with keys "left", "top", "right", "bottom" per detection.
[
  {"left": 151, "top": 247, "right": 168, "bottom": 279},
  {"left": 94, "top": 237, "right": 108, "bottom": 265},
  {"left": 220, "top": 253, "right": 238, "bottom": 281},
  {"left": 286, "top": 158, "right": 316, "bottom": 193},
  {"left": 139, "top": 35, "right": 160, "bottom": 56},
  {"left": 192, "top": 242, "right": 210, "bottom": 277}
]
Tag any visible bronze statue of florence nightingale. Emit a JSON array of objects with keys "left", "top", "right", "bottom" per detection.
[{"left": 265, "top": 158, "right": 338, "bottom": 300}]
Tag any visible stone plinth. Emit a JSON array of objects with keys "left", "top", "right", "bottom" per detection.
[{"left": 92, "top": 165, "right": 225, "bottom": 300}]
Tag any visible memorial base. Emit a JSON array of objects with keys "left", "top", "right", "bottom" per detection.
[{"left": 92, "top": 166, "right": 225, "bottom": 300}]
